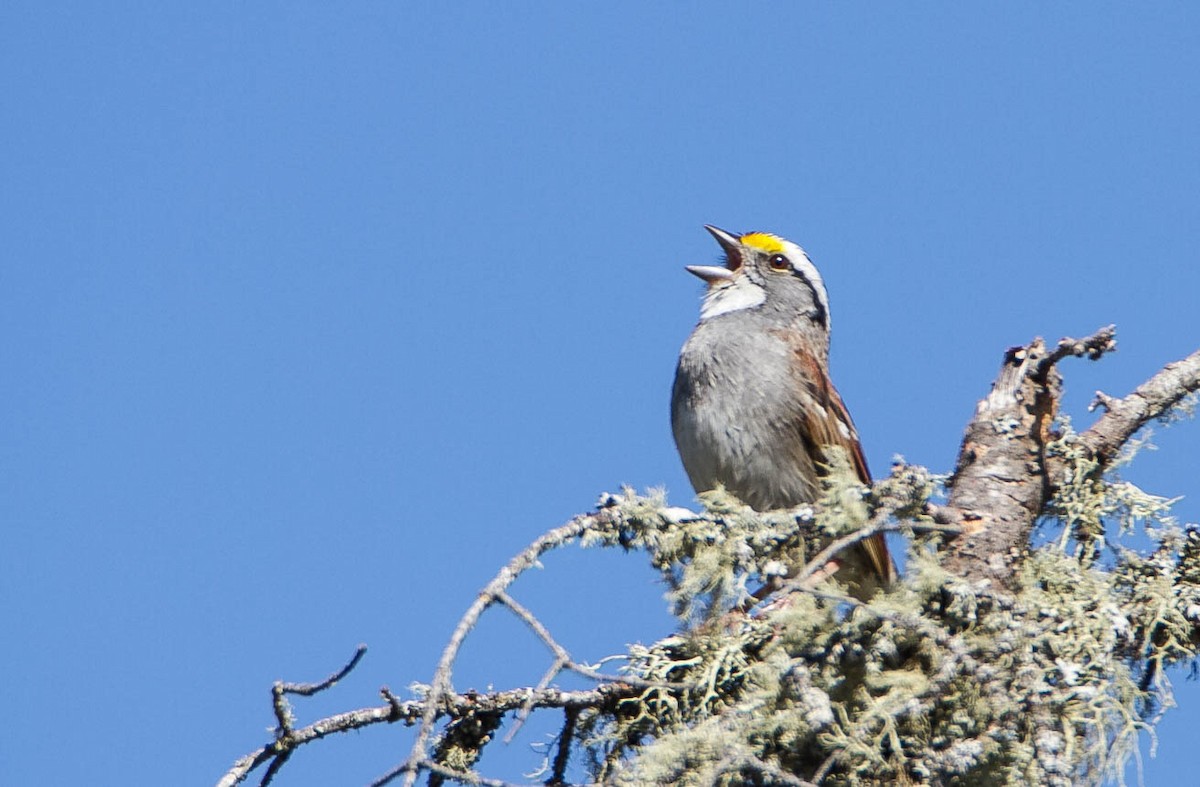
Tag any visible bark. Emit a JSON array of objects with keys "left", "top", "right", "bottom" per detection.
[{"left": 941, "top": 326, "right": 1200, "bottom": 586}]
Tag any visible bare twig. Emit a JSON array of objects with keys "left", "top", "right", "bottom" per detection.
[
  {"left": 1042, "top": 325, "right": 1118, "bottom": 366},
  {"left": 220, "top": 705, "right": 396, "bottom": 787},
  {"left": 496, "top": 591, "right": 574, "bottom": 668},
  {"left": 277, "top": 644, "right": 367, "bottom": 696},
  {"left": 400, "top": 514, "right": 604, "bottom": 787},
  {"left": 369, "top": 761, "right": 415, "bottom": 787},
  {"left": 503, "top": 655, "right": 567, "bottom": 744},
  {"left": 268, "top": 645, "right": 368, "bottom": 743},
  {"left": 223, "top": 645, "right": 372, "bottom": 786},
  {"left": 218, "top": 682, "right": 641, "bottom": 786},
  {"left": 270, "top": 687, "right": 293, "bottom": 737},
  {"left": 381, "top": 686, "right": 406, "bottom": 716},
  {"left": 496, "top": 591, "right": 691, "bottom": 691},
  {"left": 547, "top": 708, "right": 579, "bottom": 785},
  {"left": 257, "top": 751, "right": 290, "bottom": 787}
]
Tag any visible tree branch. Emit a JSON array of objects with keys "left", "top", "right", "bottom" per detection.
[
  {"left": 1080, "top": 347, "right": 1200, "bottom": 465},
  {"left": 219, "top": 328, "right": 1200, "bottom": 785},
  {"left": 218, "top": 680, "right": 646, "bottom": 786},
  {"left": 941, "top": 326, "right": 1200, "bottom": 588},
  {"left": 400, "top": 514, "right": 602, "bottom": 787},
  {"left": 941, "top": 326, "right": 1117, "bottom": 585}
]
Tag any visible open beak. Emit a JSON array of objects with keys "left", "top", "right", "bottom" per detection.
[{"left": 686, "top": 224, "right": 743, "bottom": 284}]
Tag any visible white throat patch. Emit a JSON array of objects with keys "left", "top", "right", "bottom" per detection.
[{"left": 699, "top": 280, "right": 766, "bottom": 320}]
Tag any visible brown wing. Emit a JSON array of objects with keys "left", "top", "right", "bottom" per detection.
[{"left": 792, "top": 346, "right": 897, "bottom": 586}]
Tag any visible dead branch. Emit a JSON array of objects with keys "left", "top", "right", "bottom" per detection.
[
  {"left": 1080, "top": 347, "right": 1200, "bottom": 465},
  {"left": 217, "top": 677, "right": 646, "bottom": 786},
  {"left": 220, "top": 503, "right": 697, "bottom": 787},
  {"left": 400, "top": 514, "right": 602, "bottom": 787},
  {"left": 941, "top": 326, "right": 1200, "bottom": 587},
  {"left": 940, "top": 328, "right": 1116, "bottom": 585}
]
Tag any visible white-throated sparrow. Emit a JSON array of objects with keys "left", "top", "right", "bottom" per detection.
[{"left": 671, "top": 225, "right": 895, "bottom": 598}]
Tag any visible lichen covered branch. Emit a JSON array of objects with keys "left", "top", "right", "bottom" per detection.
[
  {"left": 220, "top": 326, "right": 1200, "bottom": 787},
  {"left": 939, "top": 326, "right": 1199, "bottom": 587},
  {"left": 940, "top": 328, "right": 1114, "bottom": 584}
]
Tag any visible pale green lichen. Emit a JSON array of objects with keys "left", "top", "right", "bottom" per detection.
[
  {"left": 1047, "top": 418, "right": 1180, "bottom": 561},
  {"left": 574, "top": 446, "right": 1198, "bottom": 786}
]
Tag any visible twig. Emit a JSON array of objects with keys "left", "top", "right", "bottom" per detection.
[
  {"left": 496, "top": 591, "right": 573, "bottom": 668},
  {"left": 224, "top": 645, "right": 371, "bottom": 786},
  {"left": 269, "top": 645, "right": 368, "bottom": 740},
  {"left": 790, "top": 515, "right": 891, "bottom": 587},
  {"left": 496, "top": 591, "right": 691, "bottom": 691},
  {"left": 401, "top": 514, "right": 603, "bottom": 787},
  {"left": 1041, "top": 325, "right": 1117, "bottom": 367},
  {"left": 368, "top": 761, "right": 414, "bottom": 787},
  {"left": 503, "top": 656, "right": 567, "bottom": 744},
  {"left": 218, "top": 683, "right": 639, "bottom": 786},
  {"left": 277, "top": 644, "right": 367, "bottom": 696},
  {"left": 257, "top": 751, "right": 290, "bottom": 787},
  {"left": 780, "top": 517, "right": 962, "bottom": 596},
  {"left": 219, "top": 705, "right": 395, "bottom": 786},
  {"left": 547, "top": 708, "right": 579, "bottom": 785}
]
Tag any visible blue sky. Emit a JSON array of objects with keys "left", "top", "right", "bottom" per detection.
[{"left": 3, "top": 4, "right": 1199, "bottom": 785}]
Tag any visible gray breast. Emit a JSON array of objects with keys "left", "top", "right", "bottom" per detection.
[{"left": 671, "top": 316, "right": 819, "bottom": 510}]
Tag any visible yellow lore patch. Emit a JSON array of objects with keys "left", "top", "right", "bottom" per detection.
[{"left": 739, "top": 232, "right": 787, "bottom": 254}]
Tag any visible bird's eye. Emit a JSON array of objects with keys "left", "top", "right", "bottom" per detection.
[{"left": 768, "top": 254, "right": 790, "bottom": 272}]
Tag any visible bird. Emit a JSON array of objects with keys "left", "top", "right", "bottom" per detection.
[{"left": 670, "top": 225, "right": 895, "bottom": 598}]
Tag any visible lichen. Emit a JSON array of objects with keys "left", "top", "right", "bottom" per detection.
[{"left": 575, "top": 452, "right": 1197, "bottom": 786}]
